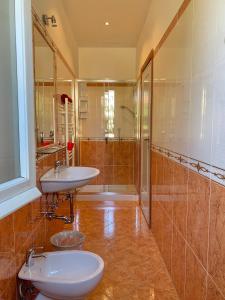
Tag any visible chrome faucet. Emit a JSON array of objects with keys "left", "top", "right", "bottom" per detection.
[
  {"left": 40, "top": 131, "right": 44, "bottom": 144},
  {"left": 26, "top": 247, "right": 46, "bottom": 267},
  {"left": 55, "top": 160, "right": 64, "bottom": 172}
]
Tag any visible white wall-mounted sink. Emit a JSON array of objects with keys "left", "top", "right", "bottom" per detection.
[
  {"left": 40, "top": 167, "right": 100, "bottom": 193},
  {"left": 18, "top": 250, "right": 104, "bottom": 300}
]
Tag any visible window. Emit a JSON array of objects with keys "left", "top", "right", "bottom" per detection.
[
  {"left": 0, "top": 0, "right": 20, "bottom": 184},
  {"left": 104, "top": 90, "right": 115, "bottom": 138},
  {"left": 0, "top": 0, "right": 41, "bottom": 219}
]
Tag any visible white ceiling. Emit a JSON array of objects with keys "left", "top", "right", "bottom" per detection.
[{"left": 62, "top": 0, "right": 151, "bottom": 47}]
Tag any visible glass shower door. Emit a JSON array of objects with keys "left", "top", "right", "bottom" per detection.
[{"left": 140, "top": 60, "right": 152, "bottom": 225}]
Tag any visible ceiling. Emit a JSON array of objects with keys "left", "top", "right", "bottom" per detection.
[{"left": 62, "top": 0, "right": 151, "bottom": 47}]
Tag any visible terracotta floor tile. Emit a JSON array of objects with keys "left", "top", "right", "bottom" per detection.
[{"left": 45, "top": 201, "right": 179, "bottom": 300}]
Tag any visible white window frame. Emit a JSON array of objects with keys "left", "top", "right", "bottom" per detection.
[{"left": 0, "top": 0, "right": 41, "bottom": 219}]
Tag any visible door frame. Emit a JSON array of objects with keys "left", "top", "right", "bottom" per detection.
[{"left": 139, "top": 50, "right": 154, "bottom": 228}]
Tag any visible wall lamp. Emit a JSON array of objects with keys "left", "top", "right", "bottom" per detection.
[{"left": 42, "top": 15, "right": 57, "bottom": 27}]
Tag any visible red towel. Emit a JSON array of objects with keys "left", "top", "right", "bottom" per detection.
[
  {"left": 67, "top": 142, "right": 74, "bottom": 151},
  {"left": 61, "top": 94, "right": 72, "bottom": 104}
]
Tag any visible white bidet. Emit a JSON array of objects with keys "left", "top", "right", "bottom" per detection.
[{"left": 19, "top": 250, "right": 104, "bottom": 300}]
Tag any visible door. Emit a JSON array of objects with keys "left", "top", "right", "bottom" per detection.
[{"left": 140, "top": 57, "right": 153, "bottom": 226}]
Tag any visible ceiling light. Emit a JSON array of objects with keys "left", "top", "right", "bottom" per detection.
[{"left": 105, "top": 22, "right": 110, "bottom": 26}]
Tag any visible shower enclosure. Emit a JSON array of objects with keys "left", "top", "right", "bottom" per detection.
[
  {"left": 140, "top": 57, "right": 153, "bottom": 226},
  {"left": 77, "top": 81, "right": 138, "bottom": 197}
]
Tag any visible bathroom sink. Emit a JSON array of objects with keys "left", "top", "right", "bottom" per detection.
[
  {"left": 18, "top": 250, "right": 104, "bottom": 300},
  {"left": 40, "top": 167, "right": 100, "bottom": 193}
]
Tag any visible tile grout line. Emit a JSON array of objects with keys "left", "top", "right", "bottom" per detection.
[
  {"left": 170, "top": 161, "right": 175, "bottom": 286},
  {"left": 204, "top": 176, "right": 212, "bottom": 300},
  {"left": 183, "top": 165, "right": 190, "bottom": 300},
  {"left": 206, "top": 273, "right": 225, "bottom": 299}
]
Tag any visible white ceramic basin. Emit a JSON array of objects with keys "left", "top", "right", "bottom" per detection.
[
  {"left": 40, "top": 167, "right": 100, "bottom": 193},
  {"left": 18, "top": 250, "right": 104, "bottom": 300}
]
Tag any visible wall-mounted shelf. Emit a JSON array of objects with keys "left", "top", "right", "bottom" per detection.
[
  {"left": 79, "top": 96, "right": 88, "bottom": 119},
  {"left": 79, "top": 111, "right": 88, "bottom": 119}
]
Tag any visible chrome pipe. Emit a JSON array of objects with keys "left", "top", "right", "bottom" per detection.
[{"left": 42, "top": 192, "right": 74, "bottom": 224}]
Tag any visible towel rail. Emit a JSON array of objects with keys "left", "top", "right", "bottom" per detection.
[{"left": 78, "top": 137, "right": 135, "bottom": 141}]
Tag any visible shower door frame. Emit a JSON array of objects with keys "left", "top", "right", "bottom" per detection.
[{"left": 139, "top": 50, "right": 154, "bottom": 227}]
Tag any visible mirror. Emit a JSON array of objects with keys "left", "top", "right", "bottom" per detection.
[
  {"left": 56, "top": 55, "right": 75, "bottom": 147},
  {"left": 33, "top": 26, "right": 56, "bottom": 148}
]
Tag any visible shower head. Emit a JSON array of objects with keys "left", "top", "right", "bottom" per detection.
[{"left": 120, "top": 105, "right": 135, "bottom": 118}]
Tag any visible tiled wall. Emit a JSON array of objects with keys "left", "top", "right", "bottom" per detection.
[
  {"left": 149, "top": 0, "right": 225, "bottom": 299},
  {"left": 153, "top": 0, "right": 225, "bottom": 185},
  {"left": 133, "top": 80, "right": 141, "bottom": 193},
  {"left": 134, "top": 141, "right": 140, "bottom": 192},
  {"left": 79, "top": 140, "right": 135, "bottom": 185},
  {"left": 151, "top": 151, "right": 225, "bottom": 299},
  {"left": 0, "top": 150, "right": 66, "bottom": 299}
]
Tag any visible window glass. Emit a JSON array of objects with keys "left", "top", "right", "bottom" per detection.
[{"left": 0, "top": 0, "right": 20, "bottom": 184}]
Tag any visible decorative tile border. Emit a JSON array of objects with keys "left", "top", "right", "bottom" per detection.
[{"left": 152, "top": 144, "right": 225, "bottom": 186}]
